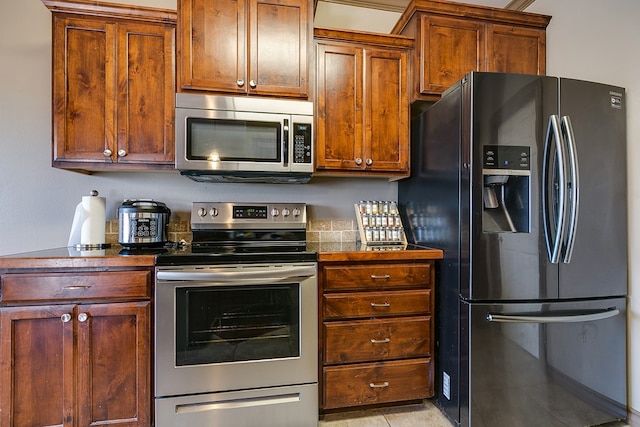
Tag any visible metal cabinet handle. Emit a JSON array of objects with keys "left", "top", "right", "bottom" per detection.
[
  {"left": 365, "top": 158, "right": 373, "bottom": 166},
  {"left": 355, "top": 158, "right": 363, "bottom": 165},
  {"left": 370, "top": 274, "right": 391, "bottom": 280},
  {"left": 370, "top": 302, "right": 391, "bottom": 307},
  {"left": 117, "top": 149, "right": 127, "bottom": 157},
  {"left": 103, "top": 149, "right": 112, "bottom": 157},
  {"left": 78, "top": 313, "right": 88, "bottom": 322},
  {"left": 61, "top": 313, "right": 72, "bottom": 323},
  {"left": 249, "top": 79, "right": 257, "bottom": 88},
  {"left": 63, "top": 286, "right": 91, "bottom": 290},
  {"left": 369, "top": 381, "right": 389, "bottom": 388},
  {"left": 236, "top": 79, "right": 245, "bottom": 87},
  {"left": 370, "top": 338, "right": 390, "bottom": 344}
]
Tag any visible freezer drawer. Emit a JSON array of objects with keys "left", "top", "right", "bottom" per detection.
[{"left": 461, "top": 298, "right": 627, "bottom": 427}]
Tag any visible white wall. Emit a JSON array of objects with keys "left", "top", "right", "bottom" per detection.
[{"left": 0, "top": 0, "right": 397, "bottom": 257}]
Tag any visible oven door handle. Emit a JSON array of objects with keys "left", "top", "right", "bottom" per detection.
[{"left": 156, "top": 265, "right": 316, "bottom": 283}]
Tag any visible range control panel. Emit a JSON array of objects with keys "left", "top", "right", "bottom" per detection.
[{"left": 191, "top": 202, "right": 307, "bottom": 230}]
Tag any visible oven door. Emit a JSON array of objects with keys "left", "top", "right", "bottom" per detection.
[{"left": 155, "top": 262, "right": 318, "bottom": 397}]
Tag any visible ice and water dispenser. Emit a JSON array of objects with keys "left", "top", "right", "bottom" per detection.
[{"left": 482, "top": 145, "right": 530, "bottom": 233}]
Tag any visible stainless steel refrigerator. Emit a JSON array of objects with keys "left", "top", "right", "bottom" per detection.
[{"left": 398, "top": 72, "right": 627, "bottom": 427}]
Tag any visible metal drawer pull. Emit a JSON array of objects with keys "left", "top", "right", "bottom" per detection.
[
  {"left": 63, "top": 286, "right": 91, "bottom": 290},
  {"left": 369, "top": 382, "right": 389, "bottom": 389},
  {"left": 61, "top": 313, "right": 72, "bottom": 323},
  {"left": 370, "top": 302, "right": 391, "bottom": 307},
  {"left": 370, "top": 274, "right": 391, "bottom": 279},
  {"left": 370, "top": 338, "right": 390, "bottom": 344},
  {"left": 78, "top": 313, "right": 88, "bottom": 322}
]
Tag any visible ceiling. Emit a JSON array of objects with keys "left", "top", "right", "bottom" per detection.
[{"left": 320, "top": 0, "right": 536, "bottom": 13}]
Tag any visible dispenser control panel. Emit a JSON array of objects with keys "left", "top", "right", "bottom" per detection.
[{"left": 483, "top": 145, "right": 530, "bottom": 171}]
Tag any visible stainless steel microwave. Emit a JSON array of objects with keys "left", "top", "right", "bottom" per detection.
[{"left": 175, "top": 93, "right": 314, "bottom": 184}]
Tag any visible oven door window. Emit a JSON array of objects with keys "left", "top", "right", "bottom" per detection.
[
  {"left": 187, "top": 118, "right": 281, "bottom": 162},
  {"left": 175, "top": 284, "right": 300, "bottom": 365}
]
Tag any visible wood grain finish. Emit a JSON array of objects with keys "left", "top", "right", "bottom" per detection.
[
  {"left": 77, "top": 301, "right": 150, "bottom": 426},
  {"left": 179, "top": 0, "right": 310, "bottom": 97},
  {"left": 0, "top": 269, "right": 152, "bottom": 426},
  {"left": 323, "top": 289, "right": 431, "bottom": 319},
  {"left": 323, "top": 359, "right": 432, "bottom": 409},
  {"left": 319, "top": 257, "right": 436, "bottom": 410},
  {"left": 46, "top": 0, "right": 176, "bottom": 172},
  {"left": 391, "top": 0, "right": 550, "bottom": 101},
  {"left": 324, "top": 317, "right": 431, "bottom": 364},
  {"left": 314, "top": 28, "right": 412, "bottom": 177},
  {"left": 0, "top": 270, "right": 150, "bottom": 303},
  {"left": 323, "top": 263, "right": 430, "bottom": 290}
]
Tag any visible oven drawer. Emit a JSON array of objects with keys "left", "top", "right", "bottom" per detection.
[
  {"left": 323, "top": 289, "right": 431, "bottom": 319},
  {"left": 0, "top": 271, "right": 151, "bottom": 303},
  {"left": 156, "top": 383, "right": 318, "bottom": 427},
  {"left": 324, "top": 317, "right": 430, "bottom": 364},
  {"left": 323, "top": 358, "right": 432, "bottom": 409},
  {"left": 322, "top": 263, "right": 430, "bottom": 291}
]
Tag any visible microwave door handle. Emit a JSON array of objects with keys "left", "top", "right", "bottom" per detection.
[{"left": 283, "top": 119, "right": 289, "bottom": 165}]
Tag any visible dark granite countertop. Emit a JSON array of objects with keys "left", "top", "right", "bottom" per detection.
[{"left": 0, "top": 241, "right": 443, "bottom": 270}]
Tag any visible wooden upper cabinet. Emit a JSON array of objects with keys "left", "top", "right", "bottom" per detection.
[
  {"left": 420, "top": 16, "right": 485, "bottom": 95},
  {"left": 314, "top": 28, "right": 412, "bottom": 177},
  {"left": 179, "top": 0, "right": 310, "bottom": 98},
  {"left": 44, "top": 0, "right": 176, "bottom": 172},
  {"left": 488, "top": 24, "right": 547, "bottom": 75},
  {"left": 392, "top": 0, "right": 550, "bottom": 101}
]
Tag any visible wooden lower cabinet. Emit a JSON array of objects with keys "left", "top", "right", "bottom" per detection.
[
  {"left": 0, "top": 269, "right": 151, "bottom": 426},
  {"left": 324, "top": 359, "right": 431, "bottom": 409},
  {"left": 319, "top": 259, "right": 435, "bottom": 411}
]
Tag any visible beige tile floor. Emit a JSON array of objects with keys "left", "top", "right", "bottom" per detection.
[
  {"left": 318, "top": 399, "right": 632, "bottom": 427},
  {"left": 318, "top": 400, "right": 452, "bottom": 427}
]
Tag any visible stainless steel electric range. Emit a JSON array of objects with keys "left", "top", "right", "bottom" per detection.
[{"left": 154, "top": 202, "right": 318, "bottom": 427}]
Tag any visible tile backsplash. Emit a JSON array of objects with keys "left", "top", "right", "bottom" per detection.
[{"left": 106, "top": 217, "right": 358, "bottom": 245}]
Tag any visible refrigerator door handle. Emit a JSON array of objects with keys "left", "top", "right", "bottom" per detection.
[
  {"left": 543, "top": 114, "right": 567, "bottom": 263},
  {"left": 487, "top": 308, "right": 619, "bottom": 324},
  {"left": 561, "top": 115, "right": 580, "bottom": 263}
]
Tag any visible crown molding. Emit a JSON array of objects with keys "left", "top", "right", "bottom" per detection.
[{"left": 318, "top": 0, "right": 536, "bottom": 14}]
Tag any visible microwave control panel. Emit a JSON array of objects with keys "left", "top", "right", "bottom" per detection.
[{"left": 293, "top": 123, "right": 312, "bottom": 164}]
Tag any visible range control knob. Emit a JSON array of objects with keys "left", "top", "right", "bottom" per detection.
[
  {"left": 282, "top": 208, "right": 290, "bottom": 218},
  {"left": 271, "top": 208, "right": 280, "bottom": 217},
  {"left": 209, "top": 207, "right": 218, "bottom": 217},
  {"left": 197, "top": 207, "right": 207, "bottom": 217},
  {"left": 292, "top": 208, "right": 301, "bottom": 217}
]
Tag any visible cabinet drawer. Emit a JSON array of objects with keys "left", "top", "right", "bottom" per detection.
[
  {"left": 323, "top": 263, "right": 430, "bottom": 290},
  {"left": 323, "top": 358, "right": 432, "bottom": 409},
  {"left": 324, "top": 317, "right": 430, "bottom": 364},
  {"left": 323, "top": 289, "right": 431, "bottom": 319},
  {"left": 0, "top": 271, "right": 151, "bottom": 303}
]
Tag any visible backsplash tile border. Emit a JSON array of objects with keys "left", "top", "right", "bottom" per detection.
[{"left": 106, "top": 218, "right": 358, "bottom": 244}]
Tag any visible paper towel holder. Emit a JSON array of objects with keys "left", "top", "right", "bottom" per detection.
[{"left": 69, "top": 190, "right": 112, "bottom": 251}]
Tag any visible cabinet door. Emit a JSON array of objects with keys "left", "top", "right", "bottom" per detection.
[
  {"left": 0, "top": 305, "right": 75, "bottom": 427},
  {"left": 315, "top": 43, "right": 364, "bottom": 171},
  {"left": 52, "top": 16, "right": 117, "bottom": 164},
  {"left": 179, "top": 0, "right": 246, "bottom": 93},
  {"left": 420, "top": 15, "right": 485, "bottom": 94},
  {"left": 365, "top": 47, "right": 409, "bottom": 173},
  {"left": 248, "top": 0, "right": 309, "bottom": 97},
  {"left": 77, "top": 301, "right": 151, "bottom": 427},
  {"left": 117, "top": 22, "right": 175, "bottom": 165},
  {"left": 487, "top": 24, "right": 546, "bottom": 75}
]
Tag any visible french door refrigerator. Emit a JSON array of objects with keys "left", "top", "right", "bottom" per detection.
[{"left": 398, "top": 72, "right": 627, "bottom": 427}]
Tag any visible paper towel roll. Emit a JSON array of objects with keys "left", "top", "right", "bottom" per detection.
[{"left": 68, "top": 192, "right": 106, "bottom": 248}]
